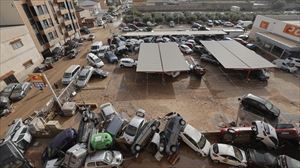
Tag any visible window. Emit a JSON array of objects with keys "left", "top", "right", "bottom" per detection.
[
  {"left": 64, "top": 14, "right": 70, "bottom": 20},
  {"left": 53, "top": 31, "right": 58, "bottom": 38},
  {"left": 68, "top": 2, "right": 73, "bottom": 9},
  {"left": 42, "top": 4, "right": 49, "bottom": 14},
  {"left": 30, "top": 6, "right": 37, "bottom": 16},
  {"left": 48, "top": 32, "right": 54, "bottom": 40},
  {"left": 23, "top": 60, "right": 34, "bottom": 69},
  {"left": 48, "top": 19, "right": 54, "bottom": 26},
  {"left": 11, "top": 40, "right": 23, "bottom": 50},
  {"left": 36, "top": 5, "right": 44, "bottom": 15},
  {"left": 59, "top": 2, "right": 66, "bottom": 9},
  {"left": 43, "top": 20, "right": 49, "bottom": 28},
  {"left": 66, "top": 24, "right": 73, "bottom": 32},
  {"left": 37, "top": 33, "right": 46, "bottom": 45},
  {"left": 22, "top": 4, "right": 33, "bottom": 18}
]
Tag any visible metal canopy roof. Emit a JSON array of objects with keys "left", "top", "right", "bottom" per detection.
[
  {"left": 123, "top": 30, "right": 226, "bottom": 37},
  {"left": 201, "top": 40, "right": 275, "bottom": 69},
  {"left": 137, "top": 43, "right": 189, "bottom": 72}
]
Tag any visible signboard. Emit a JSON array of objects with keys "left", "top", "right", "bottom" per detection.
[
  {"left": 259, "top": 21, "right": 269, "bottom": 29},
  {"left": 28, "top": 73, "right": 47, "bottom": 90},
  {"left": 283, "top": 24, "right": 300, "bottom": 38}
]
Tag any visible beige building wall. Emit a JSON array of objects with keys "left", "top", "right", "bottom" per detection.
[
  {"left": 0, "top": 25, "right": 43, "bottom": 90},
  {"left": 0, "top": 0, "right": 23, "bottom": 26}
]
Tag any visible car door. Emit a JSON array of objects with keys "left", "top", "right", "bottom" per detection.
[{"left": 182, "top": 133, "right": 199, "bottom": 152}]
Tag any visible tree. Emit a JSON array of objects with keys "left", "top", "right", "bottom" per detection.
[
  {"left": 153, "top": 13, "right": 164, "bottom": 23},
  {"left": 165, "top": 13, "right": 175, "bottom": 22},
  {"left": 142, "top": 13, "right": 152, "bottom": 23},
  {"left": 271, "top": 0, "right": 286, "bottom": 10}
]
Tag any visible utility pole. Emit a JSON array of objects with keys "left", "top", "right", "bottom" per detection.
[{"left": 42, "top": 73, "right": 62, "bottom": 110}]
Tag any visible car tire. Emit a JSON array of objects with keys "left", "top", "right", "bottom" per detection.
[
  {"left": 179, "top": 119, "right": 186, "bottom": 126},
  {"left": 135, "top": 144, "right": 141, "bottom": 152},
  {"left": 151, "top": 125, "right": 157, "bottom": 131},
  {"left": 120, "top": 64, "right": 124, "bottom": 68},
  {"left": 170, "top": 145, "right": 177, "bottom": 153}
]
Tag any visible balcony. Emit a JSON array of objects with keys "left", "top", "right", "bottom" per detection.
[
  {"left": 66, "top": 30, "right": 75, "bottom": 37},
  {"left": 54, "top": 0, "right": 65, "bottom": 3},
  {"left": 41, "top": 26, "right": 55, "bottom": 34},
  {"left": 58, "top": 8, "right": 68, "bottom": 15},
  {"left": 63, "top": 20, "right": 72, "bottom": 26}
]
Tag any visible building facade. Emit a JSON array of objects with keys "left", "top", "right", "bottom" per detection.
[
  {"left": 0, "top": 25, "right": 44, "bottom": 90},
  {"left": 12, "top": 0, "right": 80, "bottom": 57},
  {"left": 249, "top": 15, "right": 300, "bottom": 58}
]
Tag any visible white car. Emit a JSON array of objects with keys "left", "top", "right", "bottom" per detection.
[
  {"left": 119, "top": 58, "right": 137, "bottom": 68},
  {"left": 87, "top": 53, "right": 104, "bottom": 68},
  {"left": 272, "top": 59, "right": 298, "bottom": 73},
  {"left": 179, "top": 44, "right": 193, "bottom": 54},
  {"left": 252, "top": 121, "right": 278, "bottom": 149},
  {"left": 285, "top": 57, "right": 300, "bottom": 68},
  {"left": 123, "top": 109, "right": 146, "bottom": 144},
  {"left": 180, "top": 124, "right": 211, "bottom": 156},
  {"left": 76, "top": 66, "right": 94, "bottom": 88},
  {"left": 84, "top": 150, "right": 123, "bottom": 168},
  {"left": 210, "top": 143, "right": 247, "bottom": 167},
  {"left": 223, "top": 21, "right": 234, "bottom": 27},
  {"left": 97, "top": 45, "right": 110, "bottom": 58}
]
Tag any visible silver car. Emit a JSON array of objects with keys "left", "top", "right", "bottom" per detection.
[
  {"left": 76, "top": 66, "right": 94, "bottom": 88},
  {"left": 10, "top": 82, "right": 32, "bottom": 101},
  {"left": 84, "top": 150, "right": 123, "bottom": 168}
]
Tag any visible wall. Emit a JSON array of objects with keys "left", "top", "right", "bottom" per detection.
[
  {"left": 0, "top": 25, "right": 43, "bottom": 90},
  {"left": 251, "top": 15, "right": 300, "bottom": 42},
  {"left": 0, "top": 0, "right": 23, "bottom": 26}
]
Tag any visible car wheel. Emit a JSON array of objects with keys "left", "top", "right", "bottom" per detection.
[
  {"left": 120, "top": 64, "right": 124, "bottom": 68},
  {"left": 135, "top": 144, "right": 141, "bottom": 152},
  {"left": 170, "top": 145, "right": 177, "bottom": 153},
  {"left": 151, "top": 125, "right": 157, "bottom": 131},
  {"left": 179, "top": 119, "right": 186, "bottom": 126}
]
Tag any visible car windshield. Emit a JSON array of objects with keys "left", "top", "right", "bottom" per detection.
[
  {"left": 63, "top": 73, "right": 72, "bottom": 78},
  {"left": 125, "top": 125, "right": 137, "bottom": 136},
  {"left": 91, "top": 46, "right": 99, "bottom": 50},
  {"left": 104, "top": 151, "right": 113, "bottom": 164},
  {"left": 3, "top": 87, "right": 13, "bottom": 93},
  {"left": 78, "top": 74, "right": 87, "bottom": 80},
  {"left": 198, "top": 134, "right": 207, "bottom": 149},
  {"left": 95, "top": 58, "right": 101, "bottom": 63},
  {"left": 287, "top": 62, "right": 295, "bottom": 67},
  {"left": 263, "top": 123, "right": 271, "bottom": 134},
  {"left": 233, "top": 147, "right": 243, "bottom": 161}
]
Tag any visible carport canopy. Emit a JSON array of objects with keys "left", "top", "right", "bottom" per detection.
[
  {"left": 137, "top": 43, "right": 189, "bottom": 72},
  {"left": 200, "top": 40, "right": 275, "bottom": 69},
  {"left": 123, "top": 30, "right": 226, "bottom": 37}
]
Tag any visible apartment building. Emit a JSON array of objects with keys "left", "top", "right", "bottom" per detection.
[{"left": 12, "top": 0, "right": 80, "bottom": 57}]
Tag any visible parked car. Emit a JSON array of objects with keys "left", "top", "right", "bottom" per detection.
[
  {"left": 0, "top": 96, "right": 11, "bottom": 118},
  {"left": 239, "top": 93, "right": 280, "bottom": 119},
  {"left": 252, "top": 121, "right": 279, "bottom": 149},
  {"left": 104, "top": 51, "right": 118, "bottom": 63},
  {"left": 76, "top": 66, "right": 94, "bottom": 88},
  {"left": 277, "top": 155, "right": 300, "bottom": 168},
  {"left": 91, "top": 41, "right": 103, "bottom": 54},
  {"left": 0, "top": 83, "right": 18, "bottom": 98},
  {"left": 220, "top": 121, "right": 278, "bottom": 149},
  {"left": 189, "top": 64, "right": 206, "bottom": 77},
  {"left": 33, "top": 64, "right": 53, "bottom": 73},
  {"left": 90, "top": 132, "right": 113, "bottom": 150},
  {"left": 119, "top": 58, "right": 137, "bottom": 68},
  {"left": 199, "top": 25, "right": 210, "bottom": 31},
  {"left": 246, "top": 43, "right": 257, "bottom": 51},
  {"left": 42, "top": 128, "right": 77, "bottom": 163},
  {"left": 237, "top": 34, "right": 249, "bottom": 40},
  {"left": 61, "top": 64, "right": 81, "bottom": 85},
  {"left": 10, "top": 82, "right": 32, "bottom": 101},
  {"left": 210, "top": 143, "right": 247, "bottom": 167},
  {"left": 93, "top": 69, "right": 109, "bottom": 79},
  {"left": 105, "top": 114, "right": 127, "bottom": 138},
  {"left": 249, "top": 69, "right": 269, "bottom": 81},
  {"left": 80, "top": 26, "right": 90, "bottom": 34},
  {"left": 275, "top": 123, "right": 300, "bottom": 144},
  {"left": 285, "top": 57, "right": 300, "bottom": 67},
  {"left": 200, "top": 54, "right": 220, "bottom": 65},
  {"left": 84, "top": 151, "right": 123, "bottom": 168},
  {"left": 44, "top": 57, "right": 55, "bottom": 65},
  {"left": 234, "top": 38, "right": 248, "bottom": 46},
  {"left": 180, "top": 124, "right": 211, "bottom": 156},
  {"left": 246, "top": 149, "right": 277, "bottom": 168},
  {"left": 87, "top": 34, "right": 95, "bottom": 41},
  {"left": 99, "top": 102, "right": 118, "bottom": 121},
  {"left": 169, "top": 21, "right": 175, "bottom": 27},
  {"left": 87, "top": 53, "right": 104, "bottom": 68},
  {"left": 160, "top": 113, "right": 186, "bottom": 155},
  {"left": 124, "top": 109, "right": 146, "bottom": 144},
  {"left": 122, "top": 27, "right": 134, "bottom": 32},
  {"left": 223, "top": 21, "right": 234, "bottom": 27},
  {"left": 66, "top": 48, "right": 79, "bottom": 59},
  {"left": 179, "top": 44, "right": 193, "bottom": 54},
  {"left": 272, "top": 59, "right": 298, "bottom": 73},
  {"left": 131, "top": 119, "right": 160, "bottom": 154},
  {"left": 234, "top": 25, "right": 244, "bottom": 30}
]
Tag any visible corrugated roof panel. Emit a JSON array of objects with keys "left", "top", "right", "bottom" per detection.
[{"left": 136, "top": 43, "right": 163, "bottom": 72}]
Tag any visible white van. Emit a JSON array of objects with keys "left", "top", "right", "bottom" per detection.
[
  {"left": 223, "top": 28, "right": 244, "bottom": 38},
  {"left": 5, "top": 118, "right": 32, "bottom": 152},
  {"left": 87, "top": 53, "right": 104, "bottom": 68},
  {"left": 61, "top": 65, "right": 81, "bottom": 85},
  {"left": 90, "top": 41, "right": 103, "bottom": 53}
]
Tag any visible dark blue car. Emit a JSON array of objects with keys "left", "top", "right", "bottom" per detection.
[
  {"left": 42, "top": 128, "right": 77, "bottom": 163},
  {"left": 104, "top": 51, "right": 118, "bottom": 63}
]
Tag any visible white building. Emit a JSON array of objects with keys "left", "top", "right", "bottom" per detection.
[
  {"left": 249, "top": 15, "right": 300, "bottom": 58},
  {"left": 0, "top": 25, "right": 43, "bottom": 90},
  {"left": 78, "top": 0, "right": 102, "bottom": 16}
]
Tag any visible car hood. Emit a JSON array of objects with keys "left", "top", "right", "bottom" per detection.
[
  {"left": 76, "top": 80, "right": 86, "bottom": 87},
  {"left": 202, "top": 139, "right": 211, "bottom": 156}
]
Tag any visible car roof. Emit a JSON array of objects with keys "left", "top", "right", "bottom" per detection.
[
  {"left": 65, "top": 65, "right": 80, "bottom": 73},
  {"left": 245, "top": 93, "right": 267, "bottom": 104},
  {"left": 215, "top": 143, "right": 236, "bottom": 157},
  {"left": 121, "top": 58, "right": 134, "bottom": 62},
  {"left": 87, "top": 53, "right": 98, "bottom": 59},
  {"left": 183, "top": 124, "right": 202, "bottom": 142},
  {"left": 92, "top": 41, "right": 103, "bottom": 46},
  {"left": 87, "top": 151, "right": 107, "bottom": 162},
  {"left": 79, "top": 69, "right": 90, "bottom": 76},
  {"left": 128, "top": 115, "right": 144, "bottom": 127}
]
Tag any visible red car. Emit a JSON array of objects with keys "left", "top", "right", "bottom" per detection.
[
  {"left": 220, "top": 126, "right": 254, "bottom": 144},
  {"left": 275, "top": 123, "right": 300, "bottom": 143}
]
